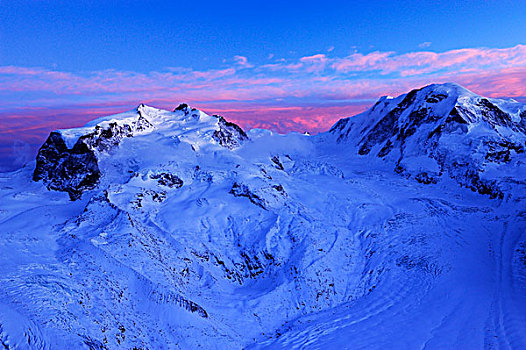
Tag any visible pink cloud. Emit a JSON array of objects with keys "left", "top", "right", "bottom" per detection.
[
  {"left": 331, "top": 51, "right": 394, "bottom": 72},
  {"left": 418, "top": 42, "right": 432, "bottom": 49},
  {"left": 233, "top": 55, "right": 254, "bottom": 68},
  {"left": 192, "top": 68, "right": 236, "bottom": 79},
  {"left": 1, "top": 44, "right": 526, "bottom": 171},
  {"left": 300, "top": 54, "right": 328, "bottom": 63},
  {"left": 299, "top": 54, "right": 329, "bottom": 73},
  {"left": 331, "top": 44, "right": 526, "bottom": 76}
]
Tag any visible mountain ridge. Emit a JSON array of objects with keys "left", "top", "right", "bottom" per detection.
[
  {"left": 327, "top": 82, "right": 526, "bottom": 199},
  {"left": 32, "top": 82, "right": 526, "bottom": 201},
  {"left": 0, "top": 83, "right": 525, "bottom": 349}
]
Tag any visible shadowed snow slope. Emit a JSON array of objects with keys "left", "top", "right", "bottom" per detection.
[{"left": 1, "top": 83, "right": 526, "bottom": 349}]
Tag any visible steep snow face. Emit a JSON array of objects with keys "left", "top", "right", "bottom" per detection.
[
  {"left": 327, "top": 83, "right": 526, "bottom": 199},
  {"left": 1, "top": 86, "right": 526, "bottom": 349}
]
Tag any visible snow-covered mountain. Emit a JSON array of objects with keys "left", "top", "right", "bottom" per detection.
[
  {"left": 327, "top": 83, "right": 526, "bottom": 199},
  {"left": 1, "top": 83, "right": 526, "bottom": 349}
]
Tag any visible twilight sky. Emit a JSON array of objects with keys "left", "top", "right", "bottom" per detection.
[{"left": 1, "top": 0, "right": 526, "bottom": 171}]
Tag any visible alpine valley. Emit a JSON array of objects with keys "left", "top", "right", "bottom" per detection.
[{"left": 1, "top": 83, "right": 526, "bottom": 349}]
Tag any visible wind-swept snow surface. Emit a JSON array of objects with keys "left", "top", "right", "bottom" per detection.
[{"left": 1, "top": 84, "right": 526, "bottom": 349}]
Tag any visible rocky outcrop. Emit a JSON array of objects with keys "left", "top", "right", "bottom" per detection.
[
  {"left": 174, "top": 104, "right": 249, "bottom": 149},
  {"left": 149, "top": 172, "right": 183, "bottom": 188},
  {"left": 149, "top": 289, "right": 208, "bottom": 318},
  {"left": 358, "top": 88, "right": 421, "bottom": 155},
  {"left": 485, "top": 141, "right": 525, "bottom": 164},
  {"left": 33, "top": 132, "right": 101, "bottom": 200},
  {"left": 229, "top": 182, "right": 267, "bottom": 209},
  {"left": 212, "top": 115, "right": 249, "bottom": 149},
  {"left": 211, "top": 250, "right": 277, "bottom": 285}
]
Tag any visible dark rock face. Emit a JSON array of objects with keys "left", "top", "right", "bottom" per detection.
[
  {"left": 33, "top": 132, "right": 101, "bottom": 200},
  {"left": 174, "top": 103, "right": 189, "bottom": 111},
  {"left": 330, "top": 118, "right": 353, "bottom": 143},
  {"left": 427, "top": 106, "right": 470, "bottom": 142},
  {"left": 415, "top": 172, "right": 437, "bottom": 185},
  {"left": 358, "top": 88, "right": 421, "bottom": 155},
  {"left": 212, "top": 116, "right": 249, "bottom": 149},
  {"left": 451, "top": 164, "right": 504, "bottom": 199},
  {"left": 33, "top": 114, "right": 153, "bottom": 200},
  {"left": 174, "top": 105, "right": 248, "bottom": 149},
  {"left": 477, "top": 99, "right": 515, "bottom": 130},
  {"left": 149, "top": 289, "right": 208, "bottom": 318},
  {"left": 149, "top": 172, "right": 184, "bottom": 188},
  {"left": 520, "top": 110, "right": 526, "bottom": 129},
  {"left": 80, "top": 118, "right": 152, "bottom": 153},
  {"left": 270, "top": 156, "right": 285, "bottom": 170},
  {"left": 425, "top": 93, "right": 447, "bottom": 103},
  {"left": 398, "top": 107, "right": 431, "bottom": 140},
  {"left": 444, "top": 106, "right": 469, "bottom": 125},
  {"left": 210, "top": 249, "right": 276, "bottom": 285},
  {"left": 229, "top": 182, "right": 267, "bottom": 210},
  {"left": 329, "top": 118, "right": 349, "bottom": 134},
  {"left": 485, "top": 141, "right": 525, "bottom": 164}
]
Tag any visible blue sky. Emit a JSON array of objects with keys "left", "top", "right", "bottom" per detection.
[
  {"left": 0, "top": 0, "right": 525, "bottom": 171},
  {"left": 2, "top": 0, "right": 525, "bottom": 71}
]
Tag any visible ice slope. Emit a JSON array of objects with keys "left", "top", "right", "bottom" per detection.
[{"left": 0, "top": 83, "right": 525, "bottom": 349}]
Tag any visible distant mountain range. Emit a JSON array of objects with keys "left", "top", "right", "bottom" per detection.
[{"left": 1, "top": 83, "right": 525, "bottom": 349}]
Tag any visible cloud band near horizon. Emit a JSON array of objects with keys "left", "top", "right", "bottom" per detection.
[{"left": 1, "top": 44, "right": 526, "bottom": 171}]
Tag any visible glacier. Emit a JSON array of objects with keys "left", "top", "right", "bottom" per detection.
[{"left": 0, "top": 83, "right": 525, "bottom": 349}]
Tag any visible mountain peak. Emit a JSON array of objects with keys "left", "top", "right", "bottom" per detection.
[
  {"left": 424, "top": 82, "right": 473, "bottom": 94},
  {"left": 329, "top": 82, "right": 526, "bottom": 198},
  {"left": 33, "top": 105, "right": 249, "bottom": 199},
  {"left": 332, "top": 82, "right": 524, "bottom": 140},
  {"left": 174, "top": 103, "right": 191, "bottom": 112}
]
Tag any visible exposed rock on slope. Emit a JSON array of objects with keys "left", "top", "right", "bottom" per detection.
[
  {"left": 328, "top": 83, "right": 526, "bottom": 198},
  {"left": 213, "top": 115, "right": 249, "bottom": 149},
  {"left": 33, "top": 132, "right": 101, "bottom": 200}
]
